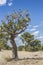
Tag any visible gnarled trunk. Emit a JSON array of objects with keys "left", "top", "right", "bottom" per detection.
[{"left": 10, "top": 35, "right": 18, "bottom": 59}]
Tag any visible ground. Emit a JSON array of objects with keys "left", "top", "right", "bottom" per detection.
[{"left": 0, "top": 50, "right": 43, "bottom": 65}]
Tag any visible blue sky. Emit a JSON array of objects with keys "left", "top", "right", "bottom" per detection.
[{"left": 0, "top": 0, "right": 43, "bottom": 46}]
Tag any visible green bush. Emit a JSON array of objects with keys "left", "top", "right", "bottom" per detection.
[
  {"left": 18, "top": 46, "right": 24, "bottom": 51},
  {"left": 41, "top": 45, "right": 43, "bottom": 51}
]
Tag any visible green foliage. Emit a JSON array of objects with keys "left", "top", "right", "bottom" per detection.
[
  {"left": 0, "top": 10, "right": 30, "bottom": 58},
  {"left": 18, "top": 46, "right": 24, "bottom": 51},
  {"left": 0, "top": 10, "right": 30, "bottom": 40},
  {"left": 0, "top": 10, "right": 30, "bottom": 50},
  {"left": 21, "top": 32, "right": 41, "bottom": 51},
  {"left": 41, "top": 45, "right": 43, "bottom": 51},
  {"left": 0, "top": 39, "right": 12, "bottom": 51}
]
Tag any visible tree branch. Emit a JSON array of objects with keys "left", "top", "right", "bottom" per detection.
[{"left": 15, "top": 29, "right": 25, "bottom": 35}]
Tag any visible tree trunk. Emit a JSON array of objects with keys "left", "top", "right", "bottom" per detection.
[{"left": 10, "top": 37, "right": 18, "bottom": 59}]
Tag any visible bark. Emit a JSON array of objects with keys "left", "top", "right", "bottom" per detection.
[
  {"left": 10, "top": 35, "right": 18, "bottom": 59},
  {"left": 0, "top": 49, "right": 1, "bottom": 51}
]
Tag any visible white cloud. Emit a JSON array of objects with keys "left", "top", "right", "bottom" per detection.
[
  {"left": 30, "top": 28, "right": 36, "bottom": 31},
  {"left": 8, "top": 2, "right": 13, "bottom": 6},
  {"left": 0, "top": 0, "right": 6, "bottom": 6},
  {"left": 18, "top": 34, "right": 21, "bottom": 37},
  {"left": 33, "top": 25, "right": 39, "bottom": 28},
  {"left": 36, "top": 36, "right": 43, "bottom": 43},
  {"left": 29, "top": 25, "right": 39, "bottom": 32},
  {"left": 32, "top": 31, "right": 39, "bottom": 36},
  {"left": 37, "top": 36, "right": 43, "bottom": 39},
  {"left": 29, "top": 25, "right": 32, "bottom": 27}
]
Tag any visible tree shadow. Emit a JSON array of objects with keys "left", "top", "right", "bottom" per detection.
[{"left": 7, "top": 57, "right": 43, "bottom": 62}]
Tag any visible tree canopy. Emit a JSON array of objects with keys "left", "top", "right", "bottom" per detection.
[
  {"left": 21, "top": 32, "right": 41, "bottom": 51},
  {"left": 0, "top": 10, "right": 31, "bottom": 59}
]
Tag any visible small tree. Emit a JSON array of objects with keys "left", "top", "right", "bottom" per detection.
[
  {"left": 0, "top": 10, "right": 30, "bottom": 59},
  {"left": 32, "top": 39, "right": 41, "bottom": 51},
  {"left": 21, "top": 32, "right": 34, "bottom": 51},
  {"left": 21, "top": 32, "right": 41, "bottom": 51}
]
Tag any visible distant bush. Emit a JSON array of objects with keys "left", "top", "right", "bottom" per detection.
[
  {"left": 41, "top": 45, "right": 43, "bottom": 51},
  {"left": 24, "top": 45, "right": 41, "bottom": 52},
  {"left": 17, "top": 44, "right": 42, "bottom": 52},
  {"left": 18, "top": 46, "right": 25, "bottom": 51}
]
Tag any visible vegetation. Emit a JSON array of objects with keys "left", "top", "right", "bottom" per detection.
[
  {"left": 41, "top": 44, "right": 43, "bottom": 50},
  {"left": 21, "top": 32, "right": 41, "bottom": 51},
  {"left": 0, "top": 10, "right": 30, "bottom": 59},
  {"left": 18, "top": 46, "right": 24, "bottom": 51},
  {"left": 0, "top": 9, "right": 43, "bottom": 60},
  {"left": 0, "top": 39, "right": 12, "bottom": 51}
]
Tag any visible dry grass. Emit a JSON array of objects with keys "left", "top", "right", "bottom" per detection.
[{"left": 0, "top": 50, "right": 43, "bottom": 65}]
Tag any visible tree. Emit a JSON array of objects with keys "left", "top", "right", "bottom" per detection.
[
  {"left": 32, "top": 39, "right": 41, "bottom": 51},
  {"left": 0, "top": 10, "right": 30, "bottom": 59},
  {"left": 21, "top": 32, "right": 41, "bottom": 51},
  {"left": 21, "top": 32, "right": 34, "bottom": 51}
]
